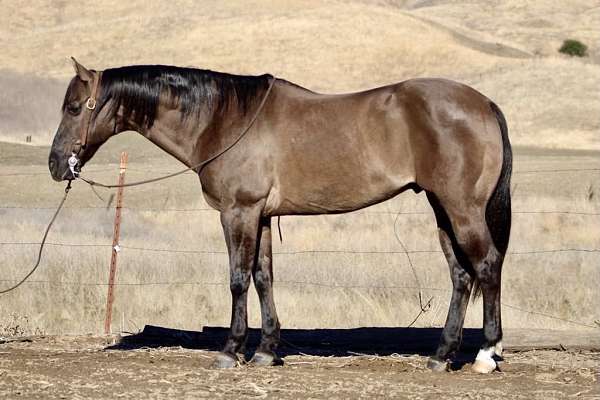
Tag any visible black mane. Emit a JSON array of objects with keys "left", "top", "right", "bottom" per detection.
[{"left": 74, "top": 65, "right": 271, "bottom": 128}]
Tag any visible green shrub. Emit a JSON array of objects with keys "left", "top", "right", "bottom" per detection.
[{"left": 559, "top": 39, "right": 588, "bottom": 57}]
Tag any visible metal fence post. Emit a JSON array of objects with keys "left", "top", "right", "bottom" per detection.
[{"left": 104, "top": 152, "right": 127, "bottom": 334}]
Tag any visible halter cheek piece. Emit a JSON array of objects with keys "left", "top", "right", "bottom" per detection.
[{"left": 69, "top": 71, "right": 103, "bottom": 178}]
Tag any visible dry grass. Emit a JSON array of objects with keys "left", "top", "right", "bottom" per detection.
[
  {"left": 0, "top": 1, "right": 599, "bottom": 336},
  {"left": 0, "top": 136, "right": 598, "bottom": 335}
]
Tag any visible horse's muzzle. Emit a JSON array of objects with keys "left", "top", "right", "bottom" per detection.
[{"left": 48, "top": 151, "right": 77, "bottom": 182}]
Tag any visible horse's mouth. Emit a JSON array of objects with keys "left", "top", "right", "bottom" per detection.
[
  {"left": 49, "top": 160, "right": 78, "bottom": 182},
  {"left": 60, "top": 168, "right": 78, "bottom": 181}
]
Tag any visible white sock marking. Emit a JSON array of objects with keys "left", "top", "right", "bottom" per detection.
[{"left": 474, "top": 346, "right": 497, "bottom": 371}]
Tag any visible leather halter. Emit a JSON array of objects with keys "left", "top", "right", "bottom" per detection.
[{"left": 74, "top": 71, "right": 103, "bottom": 155}]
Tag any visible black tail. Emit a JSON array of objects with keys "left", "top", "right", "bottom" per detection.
[
  {"left": 486, "top": 102, "right": 512, "bottom": 255},
  {"left": 472, "top": 102, "right": 512, "bottom": 299}
]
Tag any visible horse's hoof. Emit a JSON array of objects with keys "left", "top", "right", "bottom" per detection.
[
  {"left": 471, "top": 347, "right": 498, "bottom": 374},
  {"left": 251, "top": 351, "right": 283, "bottom": 366},
  {"left": 212, "top": 352, "right": 240, "bottom": 369},
  {"left": 471, "top": 359, "right": 497, "bottom": 374},
  {"left": 427, "top": 358, "right": 449, "bottom": 372}
]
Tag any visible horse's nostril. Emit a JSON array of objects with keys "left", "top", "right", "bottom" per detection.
[
  {"left": 48, "top": 152, "right": 60, "bottom": 174},
  {"left": 48, "top": 155, "right": 58, "bottom": 172},
  {"left": 48, "top": 153, "right": 65, "bottom": 181}
]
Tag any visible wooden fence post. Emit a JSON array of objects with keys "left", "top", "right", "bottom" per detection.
[{"left": 104, "top": 152, "right": 127, "bottom": 334}]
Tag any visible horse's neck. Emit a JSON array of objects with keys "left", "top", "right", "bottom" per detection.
[
  {"left": 132, "top": 107, "right": 218, "bottom": 168},
  {"left": 123, "top": 86, "right": 263, "bottom": 169},
  {"left": 137, "top": 118, "right": 195, "bottom": 167},
  {"left": 138, "top": 106, "right": 262, "bottom": 169}
]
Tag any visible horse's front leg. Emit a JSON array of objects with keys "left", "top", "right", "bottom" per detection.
[
  {"left": 250, "top": 217, "right": 282, "bottom": 366},
  {"left": 214, "top": 202, "right": 263, "bottom": 369}
]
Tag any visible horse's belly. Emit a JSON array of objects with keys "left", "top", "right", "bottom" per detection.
[{"left": 268, "top": 154, "right": 414, "bottom": 215}]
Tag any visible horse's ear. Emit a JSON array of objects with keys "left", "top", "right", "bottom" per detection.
[{"left": 71, "top": 57, "right": 93, "bottom": 82}]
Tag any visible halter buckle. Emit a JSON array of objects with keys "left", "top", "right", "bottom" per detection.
[{"left": 86, "top": 98, "right": 97, "bottom": 110}]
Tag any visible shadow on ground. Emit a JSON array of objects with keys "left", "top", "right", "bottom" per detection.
[{"left": 109, "top": 325, "right": 485, "bottom": 360}]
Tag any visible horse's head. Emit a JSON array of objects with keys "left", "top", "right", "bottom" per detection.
[{"left": 49, "top": 58, "right": 113, "bottom": 181}]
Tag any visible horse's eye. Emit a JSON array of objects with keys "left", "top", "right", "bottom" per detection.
[{"left": 67, "top": 102, "right": 81, "bottom": 115}]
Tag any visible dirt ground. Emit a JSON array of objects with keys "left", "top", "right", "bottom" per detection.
[{"left": 0, "top": 335, "right": 598, "bottom": 399}]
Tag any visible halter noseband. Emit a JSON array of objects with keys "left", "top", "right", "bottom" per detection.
[{"left": 69, "top": 71, "right": 102, "bottom": 177}]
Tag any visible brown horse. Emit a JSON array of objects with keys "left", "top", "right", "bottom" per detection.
[{"left": 49, "top": 59, "right": 511, "bottom": 373}]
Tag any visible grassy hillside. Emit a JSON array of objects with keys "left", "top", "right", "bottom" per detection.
[{"left": 0, "top": 0, "right": 599, "bottom": 149}]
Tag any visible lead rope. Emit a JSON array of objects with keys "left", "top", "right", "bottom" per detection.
[
  {"left": 0, "top": 77, "right": 276, "bottom": 295},
  {"left": 78, "top": 76, "right": 276, "bottom": 189},
  {"left": 0, "top": 181, "right": 72, "bottom": 294}
]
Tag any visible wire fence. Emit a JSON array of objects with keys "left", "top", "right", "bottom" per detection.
[
  {"left": 1, "top": 241, "right": 600, "bottom": 255},
  {"left": 2, "top": 205, "right": 600, "bottom": 216},
  {"left": 1, "top": 167, "right": 599, "bottom": 178},
  {"left": 0, "top": 267, "right": 597, "bottom": 330},
  {"left": 1, "top": 164, "right": 599, "bottom": 331},
  {"left": 1, "top": 228, "right": 598, "bottom": 329}
]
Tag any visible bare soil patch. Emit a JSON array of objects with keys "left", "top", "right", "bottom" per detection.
[{"left": 0, "top": 334, "right": 598, "bottom": 399}]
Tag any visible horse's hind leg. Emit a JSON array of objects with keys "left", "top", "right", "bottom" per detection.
[
  {"left": 250, "top": 217, "right": 282, "bottom": 366},
  {"left": 453, "top": 213, "right": 503, "bottom": 373},
  {"left": 426, "top": 192, "right": 474, "bottom": 372},
  {"left": 427, "top": 194, "right": 505, "bottom": 373},
  {"left": 466, "top": 229, "right": 504, "bottom": 374}
]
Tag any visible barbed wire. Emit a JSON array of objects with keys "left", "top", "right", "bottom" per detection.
[
  {"left": 2, "top": 166, "right": 599, "bottom": 178},
  {"left": 1, "top": 241, "right": 599, "bottom": 256},
  {"left": 1, "top": 164, "right": 598, "bottom": 333},
  {"left": 0, "top": 167, "right": 198, "bottom": 177},
  {"left": 500, "top": 303, "right": 597, "bottom": 329},
  {"left": 513, "top": 168, "right": 600, "bottom": 174},
  {"left": 1, "top": 205, "right": 599, "bottom": 216},
  {"left": 0, "top": 242, "right": 111, "bottom": 248},
  {"left": 0, "top": 277, "right": 595, "bottom": 329},
  {"left": 2, "top": 241, "right": 597, "bottom": 330}
]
